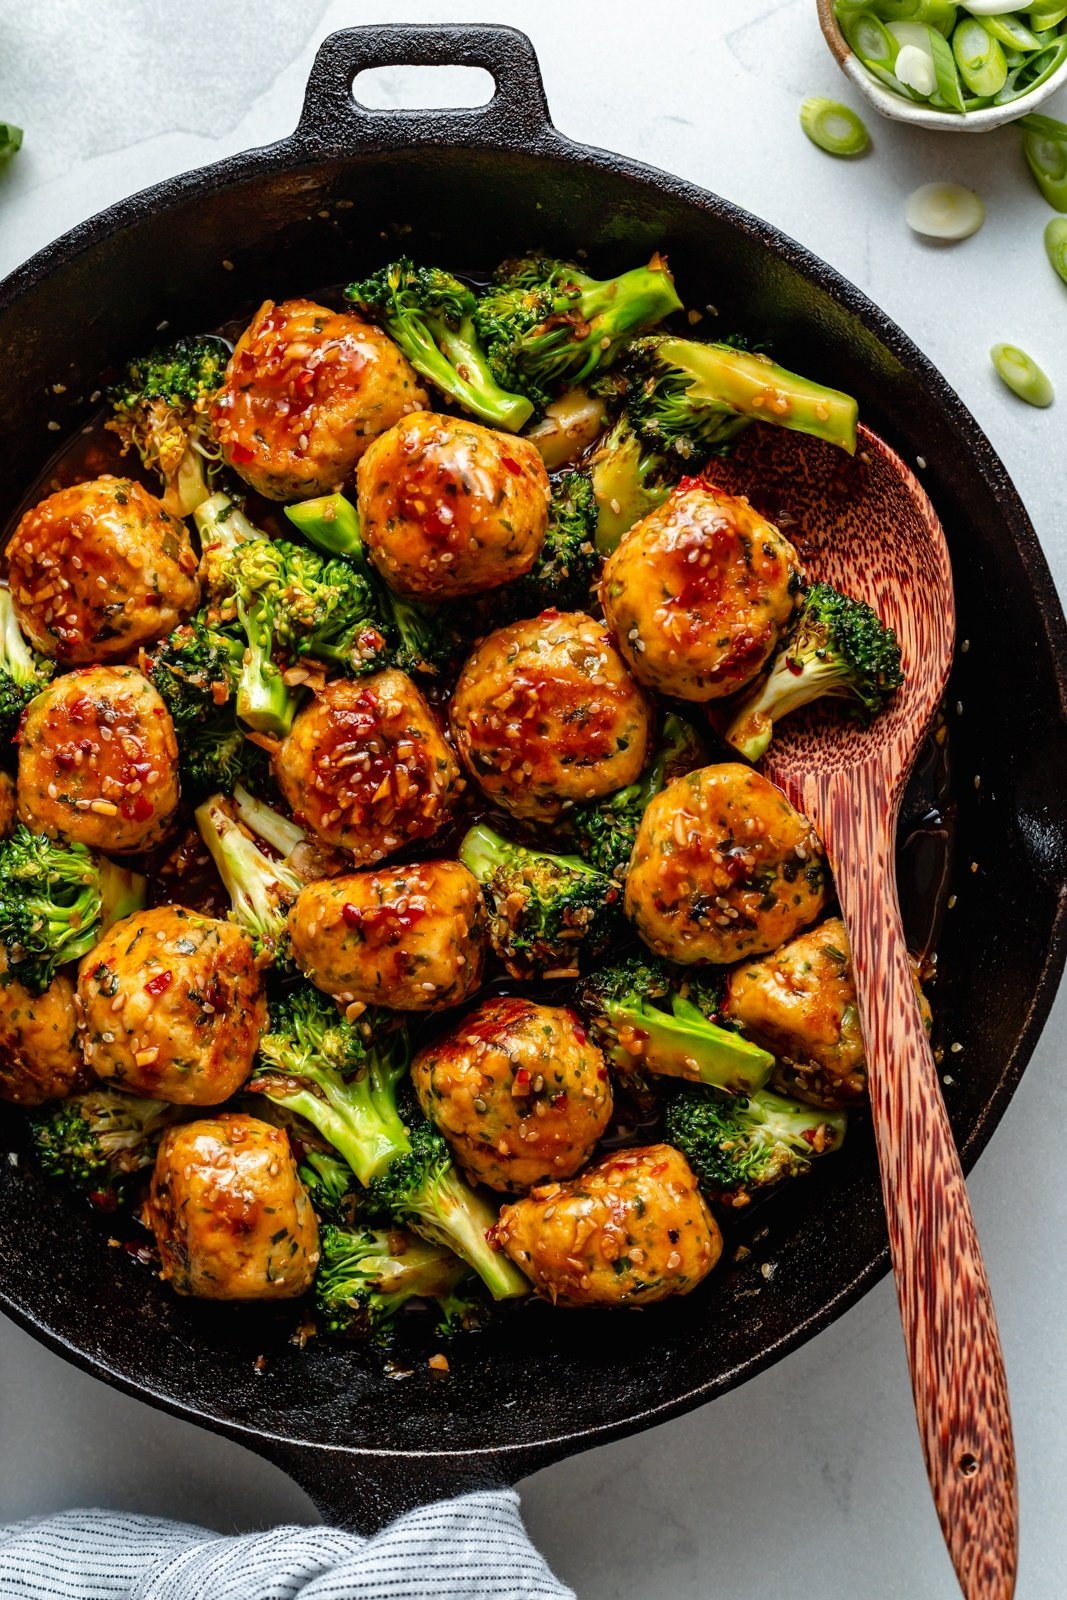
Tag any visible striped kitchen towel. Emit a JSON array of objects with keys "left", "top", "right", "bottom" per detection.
[{"left": 0, "top": 1489, "right": 573, "bottom": 1600}]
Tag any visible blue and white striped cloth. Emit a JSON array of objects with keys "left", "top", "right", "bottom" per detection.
[{"left": 0, "top": 1491, "right": 572, "bottom": 1600}]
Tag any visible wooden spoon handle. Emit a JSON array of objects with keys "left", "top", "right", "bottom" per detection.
[{"left": 820, "top": 769, "right": 1018, "bottom": 1599}]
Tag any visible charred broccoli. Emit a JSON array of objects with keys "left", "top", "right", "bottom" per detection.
[
  {"left": 663, "top": 1082, "right": 847, "bottom": 1201},
  {"left": 347, "top": 259, "right": 533, "bottom": 431},
  {"left": 194, "top": 789, "right": 308, "bottom": 963},
  {"left": 29, "top": 1087, "right": 181, "bottom": 1197},
  {"left": 0, "top": 587, "right": 53, "bottom": 739},
  {"left": 569, "top": 713, "right": 706, "bottom": 879},
  {"left": 0, "top": 826, "right": 145, "bottom": 993},
  {"left": 459, "top": 822, "right": 621, "bottom": 980},
  {"left": 579, "top": 956, "right": 774, "bottom": 1096},
  {"left": 475, "top": 254, "right": 682, "bottom": 413},
  {"left": 106, "top": 334, "right": 229, "bottom": 517},
  {"left": 724, "top": 582, "right": 903, "bottom": 762},
  {"left": 314, "top": 1222, "right": 479, "bottom": 1344}
]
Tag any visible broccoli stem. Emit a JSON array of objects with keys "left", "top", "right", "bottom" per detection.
[
  {"left": 648, "top": 338, "right": 858, "bottom": 455},
  {"left": 569, "top": 261, "right": 684, "bottom": 357},
  {"left": 233, "top": 784, "right": 306, "bottom": 858},
  {"left": 264, "top": 1082, "right": 409, "bottom": 1187},
  {"left": 0, "top": 588, "right": 40, "bottom": 685},
  {"left": 431, "top": 324, "right": 533, "bottom": 432},
  {"left": 233, "top": 590, "right": 297, "bottom": 736},
  {"left": 194, "top": 794, "right": 304, "bottom": 959},
  {"left": 284, "top": 493, "right": 363, "bottom": 559},
  {"left": 97, "top": 859, "right": 147, "bottom": 934},
  {"left": 403, "top": 1165, "right": 529, "bottom": 1302},
  {"left": 590, "top": 420, "right": 671, "bottom": 553},
  {"left": 725, "top": 656, "right": 847, "bottom": 762}
]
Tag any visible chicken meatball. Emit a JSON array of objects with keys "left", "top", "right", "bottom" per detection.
[
  {"left": 496, "top": 1144, "right": 722, "bottom": 1306},
  {"left": 210, "top": 298, "right": 427, "bottom": 501},
  {"left": 289, "top": 860, "right": 486, "bottom": 1012},
  {"left": 600, "top": 483, "right": 802, "bottom": 701},
  {"left": 17, "top": 666, "right": 179, "bottom": 853},
  {"left": 146, "top": 1114, "right": 319, "bottom": 1299},
  {"left": 626, "top": 763, "right": 828, "bottom": 964},
  {"left": 273, "top": 669, "right": 462, "bottom": 862},
  {"left": 0, "top": 770, "right": 15, "bottom": 837},
  {"left": 725, "top": 916, "right": 932, "bottom": 1108},
  {"left": 78, "top": 906, "right": 266, "bottom": 1104},
  {"left": 450, "top": 612, "right": 653, "bottom": 822},
  {"left": 6, "top": 477, "right": 199, "bottom": 664},
  {"left": 0, "top": 958, "right": 84, "bottom": 1106},
  {"left": 357, "top": 412, "right": 550, "bottom": 599},
  {"left": 412, "top": 997, "right": 612, "bottom": 1193}
]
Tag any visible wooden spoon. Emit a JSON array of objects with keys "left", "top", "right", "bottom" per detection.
[{"left": 713, "top": 424, "right": 1018, "bottom": 1599}]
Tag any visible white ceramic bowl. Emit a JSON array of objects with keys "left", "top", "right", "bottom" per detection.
[{"left": 816, "top": 0, "right": 1067, "bottom": 132}]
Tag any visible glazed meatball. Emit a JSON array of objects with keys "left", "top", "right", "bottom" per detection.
[
  {"left": 289, "top": 860, "right": 486, "bottom": 1012},
  {"left": 412, "top": 997, "right": 612, "bottom": 1193},
  {"left": 496, "top": 1144, "right": 722, "bottom": 1305},
  {"left": 6, "top": 477, "right": 199, "bottom": 664},
  {"left": 78, "top": 906, "right": 266, "bottom": 1104},
  {"left": 272, "top": 669, "right": 462, "bottom": 862},
  {"left": 450, "top": 612, "right": 653, "bottom": 822},
  {"left": 625, "top": 763, "right": 829, "bottom": 964},
  {"left": 0, "top": 957, "right": 84, "bottom": 1106},
  {"left": 600, "top": 483, "right": 802, "bottom": 701},
  {"left": 357, "top": 412, "right": 550, "bottom": 599},
  {"left": 0, "top": 770, "right": 15, "bottom": 837},
  {"left": 17, "top": 666, "right": 179, "bottom": 853},
  {"left": 146, "top": 1114, "right": 319, "bottom": 1299},
  {"left": 210, "top": 298, "right": 427, "bottom": 500},
  {"left": 725, "top": 916, "right": 932, "bottom": 1109}
]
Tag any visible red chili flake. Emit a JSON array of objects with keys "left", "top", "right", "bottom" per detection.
[
  {"left": 596, "top": 1067, "right": 608, "bottom": 1081},
  {"left": 550, "top": 1091, "right": 567, "bottom": 1112},
  {"left": 341, "top": 903, "right": 363, "bottom": 929},
  {"left": 229, "top": 442, "right": 255, "bottom": 465},
  {"left": 785, "top": 656, "right": 803, "bottom": 677},
  {"left": 500, "top": 455, "right": 523, "bottom": 476},
  {"left": 515, "top": 1068, "right": 531, "bottom": 1084},
  {"left": 571, "top": 1022, "right": 588, "bottom": 1045},
  {"left": 145, "top": 970, "right": 173, "bottom": 996},
  {"left": 677, "top": 474, "right": 711, "bottom": 494},
  {"left": 121, "top": 793, "right": 154, "bottom": 822},
  {"left": 88, "top": 1189, "right": 119, "bottom": 1213}
]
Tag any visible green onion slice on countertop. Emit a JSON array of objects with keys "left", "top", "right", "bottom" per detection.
[
  {"left": 1044, "top": 216, "right": 1067, "bottom": 282},
  {"left": 0, "top": 124, "right": 21, "bottom": 161},
  {"left": 800, "top": 97, "right": 871, "bottom": 154},
  {"left": 990, "top": 343, "right": 1055, "bottom": 406},
  {"left": 1021, "top": 113, "right": 1067, "bottom": 208},
  {"left": 905, "top": 181, "right": 986, "bottom": 237}
]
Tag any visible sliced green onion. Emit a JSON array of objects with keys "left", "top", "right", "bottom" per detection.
[
  {"left": 928, "top": 20, "right": 971, "bottom": 101},
  {"left": 871, "top": 0, "right": 959, "bottom": 32},
  {"left": 842, "top": 9, "right": 899, "bottom": 66},
  {"left": 954, "top": 17, "right": 1010, "bottom": 90},
  {"left": 990, "top": 343, "right": 1054, "bottom": 406},
  {"left": 961, "top": 0, "right": 1035, "bottom": 12},
  {"left": 0, "top": 123, "right": 21, "bottom": 162},
  {"left": 905, "top": 181, "right": 986, "bottom": 237},
  {"left": 1012, "top": 36, "right": 1067, "bottom": 94},
  {"left": 1045, "top": 216, "right": 1067, "bottom": 282},
  {"left": 1028, "top": 2, "right": 1067, "bottom": 23},
  {"left": 977, "top": 12, "right": 1041, "bottom": 45},
  {"left": 800, "top": 97, "right": 871, "bottom": 154},
  {"left": 890, "top": 20, "right": 941, "bottom": 87},
  {"left": 1021, "top": 112, "right": 1067, "bottom": 208}
]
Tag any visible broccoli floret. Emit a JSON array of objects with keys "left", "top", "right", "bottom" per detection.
[
  {"left": 143, "top": 616, "right": 263, "bottom": 796},
  {"left": 366, "top": 1113, "right": 529, "bottom": 1302},
  {"left": 299, "top": 1148, "right": 365, "bottom": 1225},
  {"left": 252, "top": 984, "right": 410, "bottom": 1185},
  {"left": 458, "top": 822, "right": 621, "bottom": 980},
  {"left": 569, "top": 713, "right": 706, "bottom": 880},
  {"left": 347, "top": 259, "right": 533, "bottom": 431},
  {"left": 0, "top": 587, "right": 53, "bottom": 739},
  {"left": 664, "top": 1082, "right": 847, "bottom": 1200},
  {"left": 579, "top": 956, "right": 775, "bottom": 1096},
  {"left": 627, "top": 336, "right": 859, "bottom": 462},
  {"left": 106, "top": 334, "right": 229, "bottom": 517},
  {"left": 314, "top": 1222, "right": 474, "bottom": 1345},
  {"left": 588, "top": 414, "right": 674, "bottom": 553},
  {"left": 0, "top": 826, "right": 146, "bottom": 993},
  {"left": 505, "top": 470, "right": 600, "bottom": 617},
  {"left": 724, "top": 582, "right": 904, "bottom": 762},
  {"left": 194, "top": 790, "right": 307, "bottom": 963},
  {"left": 29, "top": 1087, "right": 181, "bottom": 1196},
  {"left": 475, "top": 254, "right": 683, "bottom": 413}
]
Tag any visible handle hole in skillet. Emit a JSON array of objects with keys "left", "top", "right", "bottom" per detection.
[{"left": 351, "top": 65, "right": 495, "bottom": 113}]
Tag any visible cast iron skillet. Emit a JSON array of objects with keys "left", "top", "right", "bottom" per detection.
[{"left": 1, "top": 25, "right": 1066, "bottom": 1532}]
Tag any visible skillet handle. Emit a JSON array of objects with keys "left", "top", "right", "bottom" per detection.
[{"left": 295, "top": 24, "right": 556, "bottom": 151}]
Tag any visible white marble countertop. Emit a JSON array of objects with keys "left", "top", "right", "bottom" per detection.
[{"left": 1, "top": 2, "right": 1065, "bottom": 1595}]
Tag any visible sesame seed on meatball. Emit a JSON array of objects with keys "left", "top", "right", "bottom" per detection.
[
  {"left": 272, "top": 668, "right": 462, "bottom": 862},
  {"left": 210, "top": 299, "right": 428, "bottom": 501},
  {"left": 6, "top": 476, "right": 200, "bottom": 664},
  {"left": 600, "top": 482, "right": 802, "bottom": 701},
  {"left": 450, "top": 611, "right": 653, "bottom": 822},
  {"left": 357, "top": 412, "right": 550, "bottom": 599},
  {"left": 17, "top": 666, "right": 179, "bottom": 853},
  {"left": 625, "top": 763, "right": 829, "bottom": 964},
  {"left": 412, "top": 997, "right": 613, "bottom": 1193},
  {"left": 146, "top": 1114, "right": 319, "bottom": 1299},
  {"left": 78, "top": 906, "right": 266, "bottom": 1104}
]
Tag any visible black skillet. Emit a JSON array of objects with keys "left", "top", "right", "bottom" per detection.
[{"left": 1, "top": 26, "right": 1065, "bottom": 1532}]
